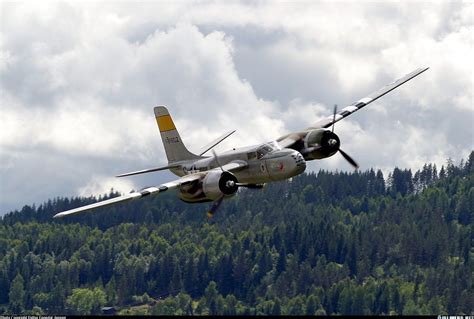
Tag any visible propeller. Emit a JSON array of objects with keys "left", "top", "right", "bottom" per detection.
[
  {"left": 331, "top": 104, "right": 359, "bottom": 170},
  {"left": 212, "top": 149, "right": 224, "bottom": 173},
  {"left": 207, "top": 149, "right": 230, "bottom": 219},
  {"left": 339, "top": 149, "right": 359, "bottom": 169},
  {"left": 207, "top": 195, "right": 225, "bottom": 219},
  {"left": 332, "top": 104, "right": 337, "bottom": 133},
  {"left": 207, "top": 149, "right": 262, "bottom": 219},
  {"left": 211, "top": 149, "right": 261, "bottom": 188}
]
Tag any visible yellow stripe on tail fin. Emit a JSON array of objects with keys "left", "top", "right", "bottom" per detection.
[
  {"left": 154, "top": 106, "right": 202, "bottom": 163},
  {"left": 156, "top": 115, "right": 176, "bottom": 132}
]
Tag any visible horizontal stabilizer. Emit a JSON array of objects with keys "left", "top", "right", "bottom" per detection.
[
  {"left": 199, "top": 130, "right": 236, "bottom": 156},
  {"left": 116, "top": 164, "right": 180, "bottom": 177}
]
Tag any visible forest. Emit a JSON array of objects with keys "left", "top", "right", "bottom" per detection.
[{"left": 1, "top": 152, "right": 473, "bottom": 315}]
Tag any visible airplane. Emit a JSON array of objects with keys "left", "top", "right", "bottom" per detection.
[{"left": 53, "top": 67, "right": 429, "bottom": 219}]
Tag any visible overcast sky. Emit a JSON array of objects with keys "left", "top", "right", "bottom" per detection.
[{"left": 1, "top": 1, "right": 473, "bottom": 214}]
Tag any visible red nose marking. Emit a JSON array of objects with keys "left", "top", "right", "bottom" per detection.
[{"left": 279, "top": 163, "right": 284, "bottom": 171}]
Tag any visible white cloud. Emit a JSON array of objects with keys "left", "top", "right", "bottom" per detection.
[
  {"left": 78, "top": 175, "right": 136, "bottom": 198},
  {"left": 0, "top": 1, "right": 472, "bottom": 213}
]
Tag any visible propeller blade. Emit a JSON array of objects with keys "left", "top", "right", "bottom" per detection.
[
  {"left": 206, "top": 182, "right": 265, "bottom": 219},
  {"left": 339, "top": 148, "right": 359, "bottom": 170},
  {"left": 207, "top": 195, "right": 225, "bottom": 219},
  {"left": 332, "top": 104, "right": 338, "bottom": 133},
  {"left": 236, "top": 183, "right": 265, "bottom": 189},
  {"left": 212, "top": 149, "right": 224, "bottom": 172}
]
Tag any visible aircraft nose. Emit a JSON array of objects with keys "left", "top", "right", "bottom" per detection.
[
  {"left": 290, "top": 151, "right": 306, "bottom": 173},
  {"left": 264, "top": 149, "right": 306, "bottom": 180}
]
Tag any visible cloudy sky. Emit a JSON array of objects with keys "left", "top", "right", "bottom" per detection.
[{"left": 1, "top": 1, "right": 473, "bottom": 214}]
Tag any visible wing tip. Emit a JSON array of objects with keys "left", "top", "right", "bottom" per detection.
[{"left": 416, "top": 66, "right": 429, "bottom": 74}]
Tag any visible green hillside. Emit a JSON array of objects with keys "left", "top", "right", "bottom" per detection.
[{"left": 1, "top": 152, "right": 473, "bottom": 315}]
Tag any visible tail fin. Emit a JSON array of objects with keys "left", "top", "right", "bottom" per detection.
[{"left": 154, "top": 106, "right": 201, "bottom": 163}]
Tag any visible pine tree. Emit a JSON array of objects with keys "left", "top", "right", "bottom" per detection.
[
  {"left": 9, "top": 273, "right": 25, "bottom": 313},
  {"left": 271, "top": 298, "right": 282, "bottom": 315},
  {"left": 306, "top": 295, "right": 319, "bottom": 315}
]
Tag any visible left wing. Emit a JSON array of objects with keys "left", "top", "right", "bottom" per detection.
[
  {"left": 277, "top": 67, "right": 429, "bottom": 148},
  {"left": 53, "top": 175, "right": 200, "bottom": 218},
  {"left": 308, "top": 67, "right": 429, "bottom": 130}
]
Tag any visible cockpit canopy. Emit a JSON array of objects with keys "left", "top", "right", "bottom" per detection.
[{"left": 256, "top": 141, "right": 281, "bottom": 159}]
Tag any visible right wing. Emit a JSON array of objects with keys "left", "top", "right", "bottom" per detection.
[{"left": 53, "top": 175, "right": 200, "bottom": 218}]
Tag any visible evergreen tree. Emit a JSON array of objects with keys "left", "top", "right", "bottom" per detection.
[
  {"left": 0, "top": 152, "right": 473, "bottom": 315},
  {"left": 306, "top": 295, "right": 319, "bottom": 315},
  {"left": 271, "top": 298, "right": 282, "bottom": 315},
  {"left": 9, "top": 273, "right": 26, "bottom": 313}
]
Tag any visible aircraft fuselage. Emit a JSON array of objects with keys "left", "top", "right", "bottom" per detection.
[{"left": 171, "top": 142, "right": 307, "bottom": 185}]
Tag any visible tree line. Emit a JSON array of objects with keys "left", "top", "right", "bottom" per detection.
[{"left": 1, "top": 152, "right": 473, "bottom": 315}]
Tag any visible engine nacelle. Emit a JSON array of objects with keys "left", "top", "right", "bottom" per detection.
[
  {"left": 202, "top": 171, "right": 238, "bottom": 200},
  {"left": 302, "top": 129, "right": 340, "bottom": 160},
  {"left": 178, "top": 171, "right": 239, "bottom": 203}
]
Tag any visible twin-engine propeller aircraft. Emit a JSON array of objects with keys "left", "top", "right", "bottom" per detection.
[{"left": 53, "top": 67, "right": 429, "bottom": 219}]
